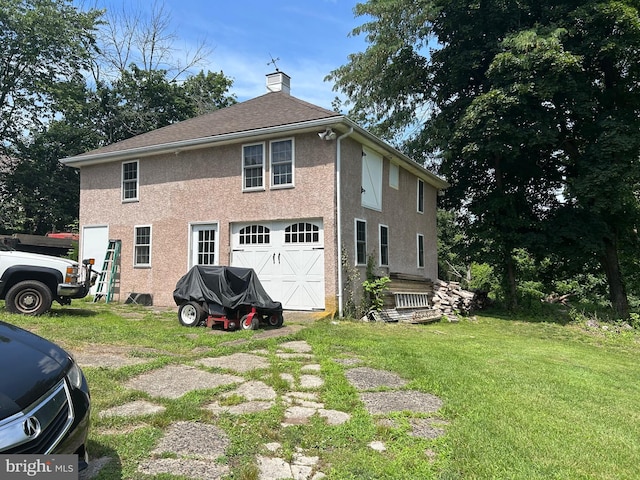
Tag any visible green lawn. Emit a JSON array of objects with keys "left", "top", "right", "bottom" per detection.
[{"left": 2, "top": 302, "right": 638, "bottom": 479}]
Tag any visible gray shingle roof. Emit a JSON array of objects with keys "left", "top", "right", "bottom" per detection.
[{"left": 77, "top": 91, "right": 341, "bottom": 157}]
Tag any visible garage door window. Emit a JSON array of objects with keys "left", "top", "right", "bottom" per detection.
[
  {"left": 285, "top": 222, "right": 319, "bottom": 244},
  {"left": 239, "top": 225, "right": 270, "bottom": 245}
]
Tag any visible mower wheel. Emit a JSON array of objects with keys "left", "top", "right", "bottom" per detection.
[
  {"left": 240, "top": 314, "right": 258, "bottom": 330},
  {"left": 178, "top": 301, "right": 206, "bottom": 327},
  {"left": 268, "top": 312, "right": 284, "bottom": 327}
]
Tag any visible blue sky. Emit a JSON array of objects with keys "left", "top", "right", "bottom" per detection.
[{"left": 88, "top": 0, "right": 369, "bottom": 108}]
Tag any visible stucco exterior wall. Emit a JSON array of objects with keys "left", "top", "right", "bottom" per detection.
[
  {"left": 338, "top": 137, "right": 439, "bottom": 282},
  {"left": 80, "top": 132, "right": 337, "bottom": 307}
]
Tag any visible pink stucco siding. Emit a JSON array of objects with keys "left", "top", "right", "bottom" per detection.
[
  {"left": 80, "top": 132, "right": 338, "bottom": 307},
  {"left": 338, "top": 138, "right": 439, "bottom": 281}
]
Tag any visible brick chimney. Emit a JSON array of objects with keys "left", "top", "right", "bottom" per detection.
[{"left": 266, "top": 71, "right": 290, "bottom": 94}]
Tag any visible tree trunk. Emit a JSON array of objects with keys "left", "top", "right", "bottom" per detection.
[
  {"left": 505, "top": 253, "right": 518, "bottom": 310},
  {"left": 600, "top": 236, "right": 629, "bottom": 319}
]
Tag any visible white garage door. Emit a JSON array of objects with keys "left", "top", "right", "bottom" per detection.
[{"left": 231, "top": 220, "right": 325, "bottom": 310}]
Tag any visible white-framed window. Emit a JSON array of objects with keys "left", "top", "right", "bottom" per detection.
[
  {"left": 417, "top": 234, "right": 425, "bottom": 268},
  {"left": 285, "top": 222, "right": 319, "bottom": 244},
  {"left": 189, "top": 223, "right": 219, "bottom": 268},
  {"left": 239, "top": 224, "right": 271, "bottom": 245},
  {"left": 355, "top": 219, "right": 367, "bottom": 265},
  {"left": 122, "top": 160, "right": 139, "bottom": 202},
  {"left": 134, "top": 225, "right": 151, "bottom": 267},
  {"left": 379, "top": 224, "right": 389, "bottom": 267},
  {"left": 242, "top": 143, "right": 265, "bottom": 191},
  {"left": 389, "top": 162, "right": 399, "bottom": 189},
  {"left": 270, "top": 138, "right": 294, "bottom": 188},
  {"left": 417, "top": 178, "right": 425, "bottom": 213}
]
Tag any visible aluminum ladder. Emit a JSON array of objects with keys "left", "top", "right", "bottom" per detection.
[{"left": 93, "top": 239, "right": 121, "bottom": 303}]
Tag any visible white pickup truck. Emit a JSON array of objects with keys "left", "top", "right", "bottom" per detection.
[{"left": 0, "top": 244, "right": 95, "bottom": 315}]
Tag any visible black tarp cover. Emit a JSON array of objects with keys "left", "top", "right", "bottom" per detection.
[{"left": 173, "top": 265, "right": 282, "bottom": 313}]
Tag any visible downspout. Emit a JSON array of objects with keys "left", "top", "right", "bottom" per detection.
[{"left": 336, "top": 127, "right": 353, "bottom": 317}]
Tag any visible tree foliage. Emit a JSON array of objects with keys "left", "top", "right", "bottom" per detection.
[
  {"left": 330, "top": 0, "right": 640, "bottom": 317},
  {"left": 0, "top": 0, "right": 236, "bottom": 235},
  {"left": 0, "top": 0, "right": 101, "bottom": 155}
]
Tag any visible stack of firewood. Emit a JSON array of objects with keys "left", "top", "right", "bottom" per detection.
[{"left": 430, "top": 279, "right": 483, "bottom": 315}]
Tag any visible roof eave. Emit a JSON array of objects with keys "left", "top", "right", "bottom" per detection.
[
  {"left": 342, "top": 119, "right": 449, "bottom": 190},
  {"left": 60, "top": 117, "right": 344, "bottom": 167}
]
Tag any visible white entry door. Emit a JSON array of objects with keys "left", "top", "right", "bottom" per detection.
[
  {"left": 81, "top": 225, "right": 109, "bottom": 295},
  {"left": 190, "top": 223, "right": 219, "bottom": 267},
  {"left": 231, "top": 220, "right": 325, "bottom": 310}
]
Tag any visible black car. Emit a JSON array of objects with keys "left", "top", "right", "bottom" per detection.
[{"left": 0, "top": 320, "right": 90, "bottom": 470}]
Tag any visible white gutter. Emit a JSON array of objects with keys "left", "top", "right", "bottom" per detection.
[
  {"left": 60, "top": 117, "right": 344, "bottom": 167},
  {"left": 336, "top": 127, "right": 353, "bottom": 318}
]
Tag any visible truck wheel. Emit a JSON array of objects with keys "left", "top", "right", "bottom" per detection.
[
  {"left": 178, "top": 301, "right": 205, "bottom": 327},
  {"left": 5, "top": 280, "right": 53, "bottom": 315}
]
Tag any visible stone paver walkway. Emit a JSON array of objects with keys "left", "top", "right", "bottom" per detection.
[{"left": 79, "top": 328, "right": 446, "bottom": 480}]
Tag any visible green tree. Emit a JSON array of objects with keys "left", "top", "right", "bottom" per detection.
[
  {"left": 329, "top": 0, "right": 640, "bottom": 317},
  {"left": 0, "top": 0, "right": 101, "bottom": 154}
]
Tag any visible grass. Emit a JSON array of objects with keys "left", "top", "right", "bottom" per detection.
[{"left": 1, "top": 301, "right": 639, "bottom": 479}]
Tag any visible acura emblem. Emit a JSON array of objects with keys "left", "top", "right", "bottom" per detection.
[{"left": 23, "top": 416, "right": 41, "bottom": 438}]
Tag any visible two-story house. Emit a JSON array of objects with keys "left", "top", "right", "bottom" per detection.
[{"left": 61, "top": 72, "right": 448, "bottom": 315}]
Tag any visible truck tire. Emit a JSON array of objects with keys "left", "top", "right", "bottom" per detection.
[{"left": 5, "top": 280, "right": 53, "bottom": 315}]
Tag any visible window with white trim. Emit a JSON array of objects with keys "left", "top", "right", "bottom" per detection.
[
  {"left": 355, "top": 219, "right": 367, "bottom": 265},
  {"left": 285, "top": 222, "right": 319, "bottom": 244},
  {"left": 239, "top": 225, "right": 270, "bottom": 245},
  {"left": 379, "top": 224, "right": 389, "bottom": 266},
  {"left": 417, "top": 178, "right": 425, "bottom": 213},
  {"left": 122, "top": 160, "right": 139, "bottom": 202},
  {"left": 271, "top": 138, "right": 294, "bottom": 188},
  {"left": 417, "top": 234, "right": 425, "bottom": 268},
  {"left": 243, "top": 143, "right": 264, "bottom": 190},
  {"left": 389, "top": 162, "right": 399, "bottom": 189},
  {"left": 196, "top": 228, "right": 216, "bottom": 265},
  {"left": 134, "top": 225, "right": 151, "bottom": 267}
]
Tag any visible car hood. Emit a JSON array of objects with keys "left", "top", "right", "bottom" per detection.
[{"left": 0, "top": 321, "right": 70, "bottom": 419}]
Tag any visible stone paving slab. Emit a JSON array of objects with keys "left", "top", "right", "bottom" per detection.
[
  {"left": 344, "top": 367, "right": 408, "bottom": 390},
  {"left": 125, "top": 364, "right": 243, "bottom": 399},
  {"left": 279, "top": 340, "right": 313, "bottom": 353},
  {"left": 99, "top": 400, "right": 165, "bottom": 418},
  {"left": 196, "top": 352, "right": 270, "bottom": 372},
  {"left": 206, "top": 400, "right": 274, "bottom": 414},
  {"left": 360, "top": 390, "right": 443, "bottom": 415},
  {"left": 151, "top": 421, "right": 229, "bottom": 460},
  {"left": 138, "top": 458, "right": 229, "bottom": 480},
  {"left": 223, "top": 380, "right": 277, "bottom": 400}
]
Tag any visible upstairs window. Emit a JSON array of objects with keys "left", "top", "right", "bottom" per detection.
[
  {"left": 417, "top": 178, "right": 425, "bottom": 213},
  {"left": 243, "top": 143, "right": 264, "bottom": 191},
  {"left": 122, "top": 160, "right": 139, "bottom": 202},
  {"left": 134, "top": 225, "right": 151, "bottom": 267},
  {"left": 389, "top": 162, "right": 399, "bottom": 189},
  {"left": 271, "top": 139, "right": 294, "bottom": 188}
]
